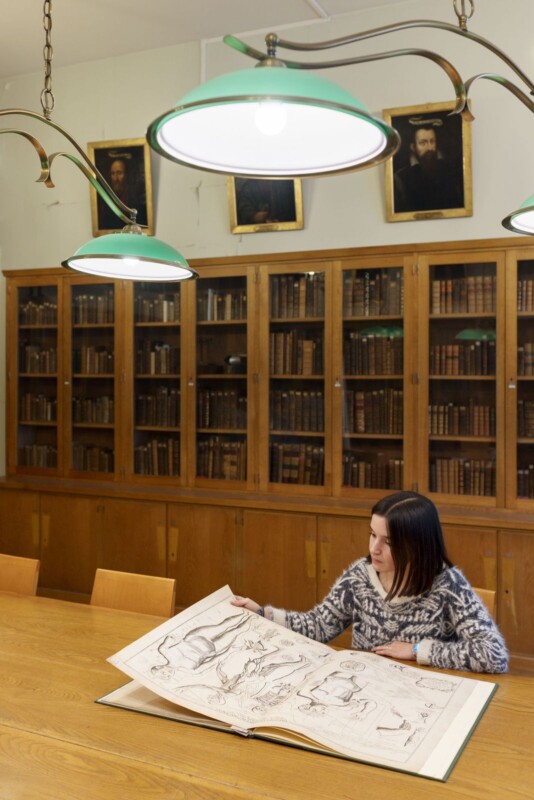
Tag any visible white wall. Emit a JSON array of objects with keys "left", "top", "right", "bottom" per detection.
[{"left": 0, "top": 0, "right": 533, "bottom": 469}]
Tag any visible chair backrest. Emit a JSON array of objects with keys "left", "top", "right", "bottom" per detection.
[
  {"left": 0, "top": 553, "right": 40, "bottom": 595},
  {"left": 473, "top": 587, "right": 496, "bottom": 618},
  {"left": 90, "top": 568, "right": 176, "bottom": 617}
]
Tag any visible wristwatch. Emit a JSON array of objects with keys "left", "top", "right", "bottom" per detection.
[{"left": 412, "top": 642, "right": 420, "bottom": 657}]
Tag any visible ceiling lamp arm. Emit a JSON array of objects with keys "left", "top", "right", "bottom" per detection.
[
  {"left": 0, "top": 107, "right": 138, "bottom": 224},
  {"left": 272, "top": 20, "right": 534, "bottom": 96},
  {"left": 224, "top": 37, "right": 465, "bottom": 114},
  {"left": 465, "top": 73, "right": 534, "bottom": 113}
]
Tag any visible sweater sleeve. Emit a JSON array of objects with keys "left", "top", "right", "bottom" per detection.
[
  {"left": 269, "top": 561, "right": 362, "bottom": 643},
  {"left": 417, "top": 569, "right": 508, "bottom": 674}
]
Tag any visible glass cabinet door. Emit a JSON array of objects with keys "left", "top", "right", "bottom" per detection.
[
  {"left": 15, "top": 282, "right": 60, "bottom": 473},
  {"left": 194, "top": 271, "right": 249, "bottom": 485},
  {"left": 68, "top": 280, "right": 116, "bottom": 476},
  {"left": 420, "top": 253, "right": 504, "bottom": 504},
  {"left": 265, "top": 266, "right": 329, "bottom": 493},
  {"left": 133, "top": 283, "right": 182, "bottom": 479},
  {"left": 338, "top": 260, "right": 408, "bottom": 493},
  {"left": 513, "top": 255, "right": 534, "bottom": 502}
]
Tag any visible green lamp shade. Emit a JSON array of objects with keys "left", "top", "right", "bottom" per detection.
[
  {"left": 147, "top": 67, "right": 400, "bottom": 177},
  {"left": 62, "top": 233, "right": 197, "bottom": 282},
  {"left": 502, "top": 194, "right": 534, "bottom": 235}
]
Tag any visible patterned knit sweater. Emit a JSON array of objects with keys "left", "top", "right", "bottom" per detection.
[{"left": 270, "top": 558, "right": 508, "bottom": 674}]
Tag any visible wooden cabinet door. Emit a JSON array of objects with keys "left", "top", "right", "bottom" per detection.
[
  {"left": 499, "top": 531, "right": 534, "bottom": 657},
  {"left": 240, "top": 510, "right": 316, "bottom": 610},
  {"left": 442, "top": 525, "right": 497, "bottom": 590},
  {"left": 167, "top": 504, "right": 237, "bottom": 608},
  {"left": 0, "top": 489, "right": 40, "bottom": 559},
  {"left": 318, "top": 515, "right": 370, "bottom": 648},
  {"left": 39, "top": 494, "right": 99, "bottom": 598},
  {"left": 98, "top": 498, "right": 167, "bottom": 578}
]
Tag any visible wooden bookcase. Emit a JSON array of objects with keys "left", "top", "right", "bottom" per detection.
[{"left": 4, "top": 237, "right": 534, "bottom": 670}]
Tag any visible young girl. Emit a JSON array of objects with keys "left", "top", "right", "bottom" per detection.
[{"left": 232, "top": 491, "right": 508, "bottom": 674}]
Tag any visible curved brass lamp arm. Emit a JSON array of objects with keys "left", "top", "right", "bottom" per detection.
[
  {"left": 224, "top": 37, "right": 465, "bottom": 113},
  {"left": 274, "top": 20, "right": 534, "bottom": 95},
  {"left": 47, "top": 152, "right": 135, "bottom": 225},
  {"left": 465, "top": 73, "right": 534, "bottom": 113},
  {"left": 0, "top": 108, "right": 137, "bottom": 222}
]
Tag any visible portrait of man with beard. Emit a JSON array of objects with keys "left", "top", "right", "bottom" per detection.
[
  {"left": 393, "top": 117, "right": 464, "bottom": 213},
  {"left": 89, "top": 138, "right": 153, "bottom": 236},
  {"left": 391, "top": 116, "right": 465, "bottom": 215}
]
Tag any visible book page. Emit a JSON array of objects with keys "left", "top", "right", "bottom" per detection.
[
  {"left": 107, "top": 585, "right": 496, "bottom": 780},
  {"left": 108, "top": 585, "right": 334, "bottom": 730}
]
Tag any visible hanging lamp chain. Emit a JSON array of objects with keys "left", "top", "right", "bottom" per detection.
[
  {"left": 41, "top": 0, "right": 55, "bottom": 120},
  {"left": 453, "top": 0, "right": 475, "bottom": 32}
]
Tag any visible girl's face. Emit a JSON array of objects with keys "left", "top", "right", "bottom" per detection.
[{"left": 369, "top": 514, "right": 395, "bottom": 576}]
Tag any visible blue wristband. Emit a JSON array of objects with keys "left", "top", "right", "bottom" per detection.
[{"left": 412, "top": 642, "right": 420, "bottom": 657}]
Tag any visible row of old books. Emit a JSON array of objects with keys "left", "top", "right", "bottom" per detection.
[
  {"left": 134, "top": 438, "right": 180, "bottom": 476},
  {"left": 270, "top": 274, "right": 325, "bottom": 319},
  {"left": 517, "top": 399, "right": 534, "bottom": 437},
  {"left": 269, "top": 442, "right": 324, "bottom": 485},
  {"left": 21, "top": 345, "right": 58, "bottom": 374},
  {"left": 429, "top": 458, "right": 496, "bottom": 496},
  {"left": 517, "top": 465, "right": 534, "bottom": 498},
  {"left": 73, "top": 346, "right": 114, "bottom": 375},
  {"left": 19, "top": 393, "right": 57, "bottom": 423},
  {"left": 72, "top": 444, "right": 114, "bottom": 472},
  {"left": 343, "top": 333, "right": 403, "bottom": 375},
  {"left": 517, "top": 279, "right": 534, "bottom": 312},
  {"left": 72, "top": 291, "right": 114, "bottom": 324},
  {"left": 73, "top": 395, "right": 114, "bottom": 425},
  {"left": 429, "top": 402, "right": 496, "bottom": 437},
  {"left": 344, "top": 389, "right": 403, "bottom": 435},
  {"left": 342, "top": 454, "right": 403, "bottom": 489},
  {"left": 430, "top": 275, "right": 495, "bottom": 314},
  {"left": 270, "top": 390, "right": 324, "bottom": 432},
  {"left": 135, "top": 293, "right": 181, "bottom": 323},
  {"left": 343, "top": 269, "right": 403, "bottom": 317},
  {"left": 197, "top": 288, "right": 247, "bottom": 322},
  {"left": 269, "top": 332, "right": 323, "bottom": 375},
  {"left": 196, "top": 437, "right": 247, "bottom": 480},
  {"left": 197, "top": 390, "right": 247, "bottom": 429},
  {"left": 19, "top": 298, "right": 58, "bottom": 325},
  {"left": 429, "top": 341, "right": 496, "bottom": 375},
  {"left": 518, "top": 342, "right": 534, "bottom": 375},
  {"left": 136, "top": 388, "right": 180, "bottom": 428},
  {"left": 136, "top": 342, "right": 180, "bottom": 375},
  {"left": 18, "top": 444, "right": 57, "bottom": 468}
]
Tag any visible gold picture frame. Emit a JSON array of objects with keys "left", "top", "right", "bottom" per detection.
[
  {"left": 87, "top": 137, "right": 155, "bottom": 236},
  {"left": 383, "top": 101, "right": 472, "bottom": 222},
  {"left": 228, "top": 177, "right": 304, "bottom": 234}
]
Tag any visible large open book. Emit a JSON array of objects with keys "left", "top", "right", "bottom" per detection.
[{"left": 99, "top": 585, "right": 497, "bottom": 781}]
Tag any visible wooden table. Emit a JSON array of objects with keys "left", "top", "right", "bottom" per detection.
[{"left": 1, "top": 593, "right": 532, "bottom": 800}]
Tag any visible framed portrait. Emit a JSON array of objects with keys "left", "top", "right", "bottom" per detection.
[
  {"left": 228, "top": 177, "right": 304, "bottom": 234},
  {"left": 87, "top": 137, "right": 155, "bottom": 236},
  {"left": 383, "top": 101, "right": 472, "bottom": 222}
]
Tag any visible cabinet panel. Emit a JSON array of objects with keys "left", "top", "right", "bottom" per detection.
[
  {"left": 167, "top": 504, "right": 237, "bottom": 608},
  {"left": 0, "top": 489, "right": 40, "bottom": 558},
  {"left": 499, "top": 531, "right": 534, "bottom": 657},
  {"left": 241, "top": 510, "right": 316, "bottom": 609},
  {"left": 441, "top": 525, "right": 497, "bottom": 590},
  {"left": 98, "top": 498, "right": 167, "bottom": 577},
  {"left": 39, "top": 494, "right": 99, "bottom": 595}
]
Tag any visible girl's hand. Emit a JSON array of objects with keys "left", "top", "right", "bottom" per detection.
[
  {"left": 372, "top": 641, "right": 415, "bottom": 661},
  {"left": 231, "top": 595, "right": 261, "bottom": 613}
]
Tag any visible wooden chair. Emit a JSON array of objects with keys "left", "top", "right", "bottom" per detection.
[
  {"left": 0, "top": 553, "right": 40, "bottom": 595},
  {"left": 90, "top": 569, "right": 176, "bottom": 617},
  {"left": 473, "top": 587, "right": 496, "bottom": 618}
]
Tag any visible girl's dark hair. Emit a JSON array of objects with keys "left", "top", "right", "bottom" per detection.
[{"left": 370, "top": 491, "right": 452, "bottom": 599}]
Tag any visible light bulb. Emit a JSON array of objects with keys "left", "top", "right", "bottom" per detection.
[{"left": 254, "top": 101, "right": 288, "bottom": 136}]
